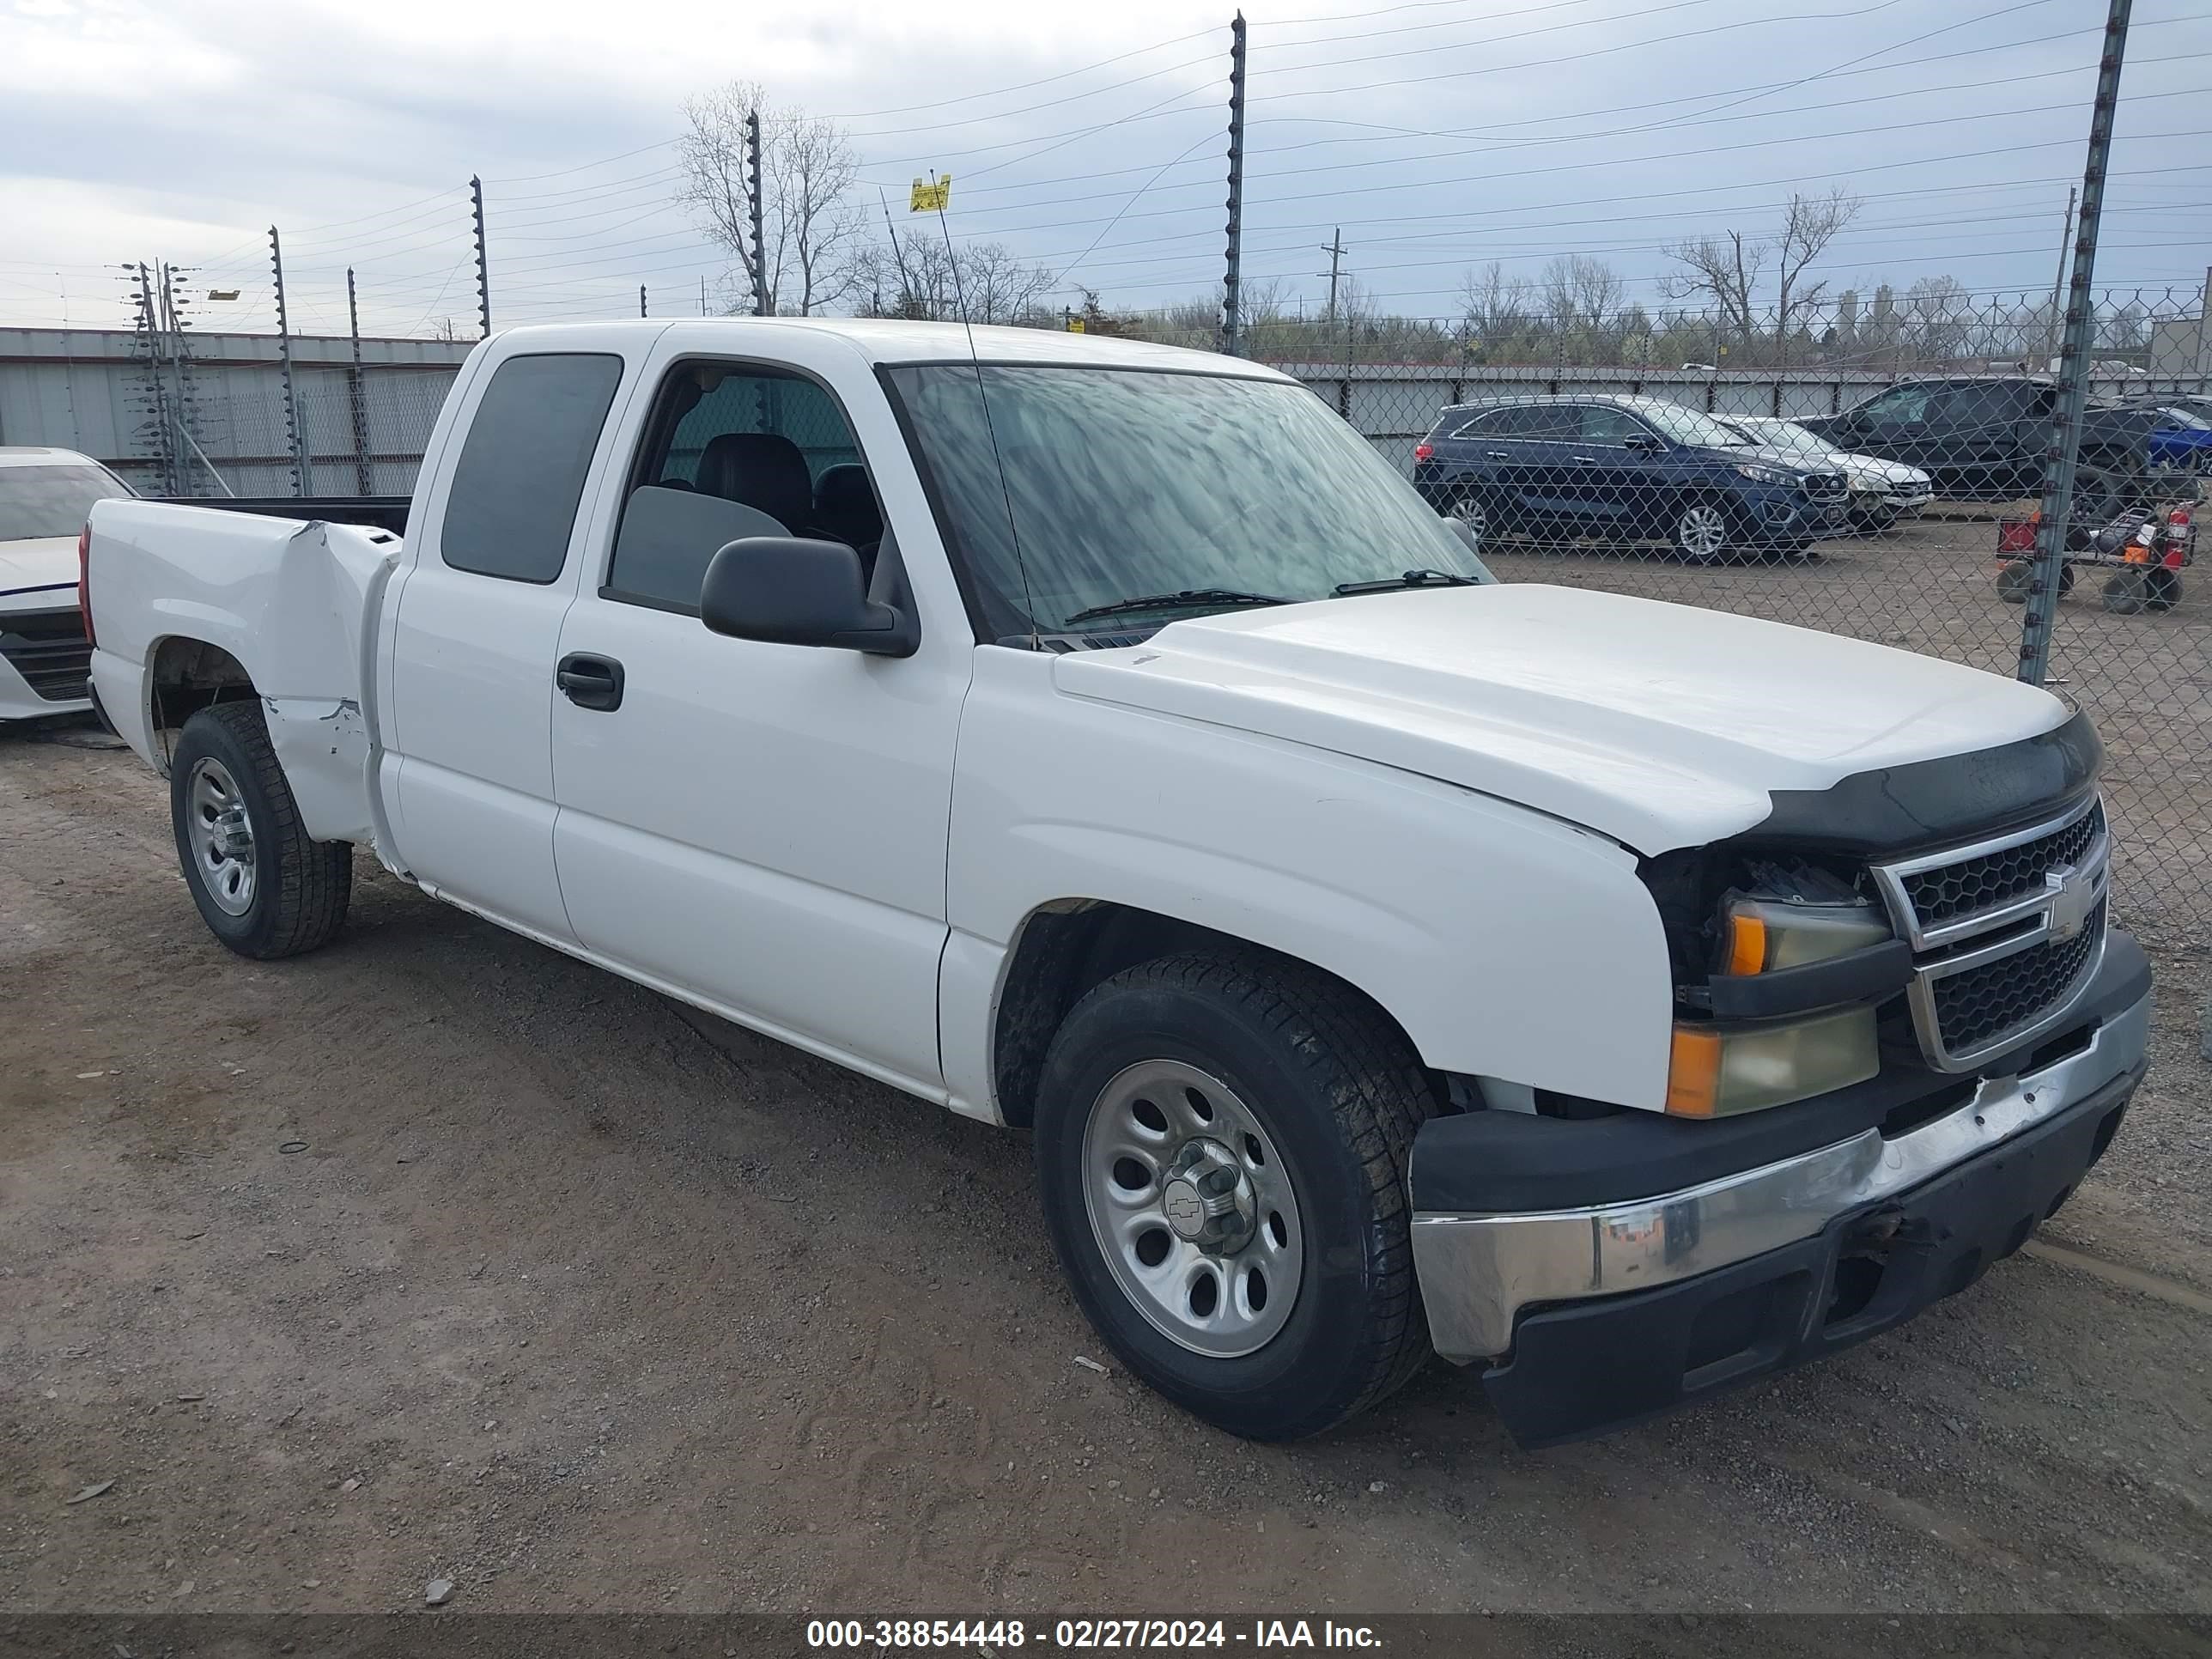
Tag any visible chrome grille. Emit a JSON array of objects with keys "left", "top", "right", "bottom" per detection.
[
  {"left": 1899, "top": 799, "right": 2105, "bottom": 931},
  {"left": 1873, "top": 794, "right": 2110, "bottom": 1072},
  {"left": 1929, "top": 899, "right": 2105, "bottom": 1054}
]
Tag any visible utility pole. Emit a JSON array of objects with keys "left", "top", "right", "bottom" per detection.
[
  {"left": 700, "top": 275, "right": 708, "bottom": 316},
  {"left": 2020, "top": 0, "right": 2130, "bottom": 689},
  {"left": 1321, "top": 229, "right": 1343, "bottom": 326},
  {"left": 745, "top": 110, "right": 769, "bottom": 316},
  {"left": 1218, "top": 11, "right": 1247, "bottom": 356},
  {"left": 471, "top": 174, "right": 492, "bottom": 337},
  {"left": 2045, "top": 185, "right": 2077, "bottom": 367},
  {"left": 346, "top": 268, "right": 373, "bottom": 495},
  {"left": 270, "top": 228, "right": 308, "bottom": 497},
  {"left": 640, "top": 284, "right": 648, "bottom": 318}
]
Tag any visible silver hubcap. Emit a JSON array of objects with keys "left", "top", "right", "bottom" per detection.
[
  {"left": 1679, "top": 504, "right": 1728, "bottom": 561},
  {"left": 1454, "top": 493, "right": 1487, "bottom": 538},
  {"left": 1079, "top": 1060, "right": 1303, "bottom": 1358},
  {"left": 187, "top": 757, "right": 257, "bottom": 916}
]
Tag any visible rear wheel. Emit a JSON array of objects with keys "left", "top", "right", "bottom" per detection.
[
  {"left": 2145, "top": 567, "right": 2183, "bottom": 612},
  {"left": 170, "top": 702, "right": 352, "bottom": 958},
  {"left": 1033, "top": 951, "right": 1435, "bottom": 1440}
]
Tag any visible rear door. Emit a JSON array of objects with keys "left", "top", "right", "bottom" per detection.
[
  {"left": 382, "top": 333, "right": 649, "bottom": 942},
  {"left": 1568, "top": 404, "right": 1655, "bottom": 530},
  {"left": 546, "top": 334, "right": 972, "bottom": 1097}
]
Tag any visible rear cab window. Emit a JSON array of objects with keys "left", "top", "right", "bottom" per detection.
[{"left": 441, "top": 353, "right": 625, "bottom": 583}]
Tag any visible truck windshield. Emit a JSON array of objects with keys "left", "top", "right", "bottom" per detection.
[
  {"left": 886, "top": 364, "right": 1489, "bottom": 641},
  {"left": 0, "top": 465, "right": 134, "bottom": 542}
]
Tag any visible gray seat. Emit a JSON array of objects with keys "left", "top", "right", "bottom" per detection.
[{"left": 696, "top": 433, "right": 812, "bottom": 534}]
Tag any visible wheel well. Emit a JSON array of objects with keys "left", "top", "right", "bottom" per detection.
[
  {"left": 988, "top": 900, "right": 1437, "bottom": 1128},
  {"left": 149, "top": 637, "right": 256, "bottom": 764}
]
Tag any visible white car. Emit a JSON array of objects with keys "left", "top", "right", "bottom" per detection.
[
  {"left": 0, "top": 446, "right": 135, "bottom": 720},
  {"left": 1720, "top": 416, "right": 1933, "bottom": 531},
  {"left": 83, "top": 319, "right": 2148, "bottom": 1446}
]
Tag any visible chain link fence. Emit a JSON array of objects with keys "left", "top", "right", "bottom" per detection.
[{"left": 1250, "top": 286, "right": 2210, "bottom": 945}]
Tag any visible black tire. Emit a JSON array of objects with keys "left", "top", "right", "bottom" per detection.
[
  {"left": 170, "top": 701, "right": 353, "bottom": 959},
  {"left": 2101, "top": 569, "right": 2148, "bottom": 616},
  {"left": 1997, "top": 560, "right": 2074, "bottom": 605},
  {"left": 2145, "top": 567, "right": 2182, "bottom": 613},
  {"left": 2071, "top": 467, "right": 2123, "bottom": 526},
  {"left": 1033, "top": 951, "right": 1435, "bottom": 1441}
]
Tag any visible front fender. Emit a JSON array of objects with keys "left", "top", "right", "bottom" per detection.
[{"left": 944, "top": 650, "right": 1677, "bottom": 1117}]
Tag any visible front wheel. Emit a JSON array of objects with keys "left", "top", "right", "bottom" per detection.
[
  {"left": 170, "top": 702, "right": 353, "bottom": 958},
  {"left": 1033, "top": 952, "right": 1435, "bottom": 1440},
  {"left": 1674, "top": 499, "right": 1737, "bottom": 565}
]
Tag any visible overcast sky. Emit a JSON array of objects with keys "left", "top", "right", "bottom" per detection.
[{"left": 3, "top": 0, "right": 2208, "bottom": 338}]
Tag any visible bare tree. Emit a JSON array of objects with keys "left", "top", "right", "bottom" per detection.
[
  {"left": 1772, "top": 187, "right": 1861, "bottom": 343},
  {"left": 1456, "top": 260, "right": 1533, "bottom": 340},
  {"left": 851, "top": 236, "right": 1057, "bottom": 325},
  {"left": 1540, "top": 254, "right": 1623, "bottom": 334},
  {"left": 677, "top": 82, "right": 866, "bottom": 315},
  {"left": 1664, "top": 189, "right": 1861, "bottom": 351},
  {"left": 1902, "top": 274, "right": 1972, "bottom": 361}
]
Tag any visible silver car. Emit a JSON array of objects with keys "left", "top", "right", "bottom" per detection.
[{"left": 1719, "top": 416, "right": 1934, "bottom": 532}]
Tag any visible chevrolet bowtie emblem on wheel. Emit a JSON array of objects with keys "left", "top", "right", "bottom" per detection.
[{"left": 2045, "top": 860, "right": 2101, "bottom": 942}]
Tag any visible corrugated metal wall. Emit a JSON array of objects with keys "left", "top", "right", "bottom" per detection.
[{"left": 0, "top": 327, "right": 472, "bottom": 497}]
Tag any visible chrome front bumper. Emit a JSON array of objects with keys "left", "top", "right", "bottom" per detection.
[{"left": 1410, "top": 988, "right": 2152, "bottom": 1364}]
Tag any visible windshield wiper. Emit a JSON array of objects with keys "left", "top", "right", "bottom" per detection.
[
  {"left": 1333, "top": 568, "right": 1481, "bottom": 596},
  {"left": 1062, "top": 587, "right": 1291, "bottom": 625}
]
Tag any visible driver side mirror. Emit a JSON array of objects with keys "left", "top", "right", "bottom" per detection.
[
  {"left": 699, "top": 537, "right": 919, "bottom": 658},
  {"left": 1624, "top": 432, "right": 1663, "bottom": 452}
]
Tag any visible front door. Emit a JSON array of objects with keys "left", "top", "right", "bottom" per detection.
[{"left": 547, "top": 343, "right": 970, "bottom": 1096}]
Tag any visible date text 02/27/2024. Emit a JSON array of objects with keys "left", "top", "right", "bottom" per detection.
[{"left": 805, "top": 1619, "right": 1384, "bottom": 1649}]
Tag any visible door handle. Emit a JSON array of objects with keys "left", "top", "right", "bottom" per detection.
[
  {"left": 1571, "top": 455, "right": 1599, "bottom": 465},
  {"left": 557, "top": 652, "right": 625, "bottom": 712},
  {"left": 1484, "top": 450, "right": 1510, "bottom": 460}
]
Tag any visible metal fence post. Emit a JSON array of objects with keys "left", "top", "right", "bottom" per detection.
[
  {"left": 471, "top": 175, "right": 493, "bottom": 337},
  {"left": 2020, "top": 0, "right": 2130, "bottom": 688},
  {"left": 1219, "top": 13, "right": 1247, "bottom": 356},
  {"left": 270, "top": 228, "right": 308, "bottom": 498},
  {"left": 347, "top": 269, "right": 374, "bottom": 495}
]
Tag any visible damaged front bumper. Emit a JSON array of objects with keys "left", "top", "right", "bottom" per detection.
[{"left": 1407, "top": 930, "right": 2152, "bottom": 1447}]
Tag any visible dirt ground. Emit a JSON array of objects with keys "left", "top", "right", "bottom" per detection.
[{"left": 3, "top": 552, "right": 2209, "bottom": 1619}]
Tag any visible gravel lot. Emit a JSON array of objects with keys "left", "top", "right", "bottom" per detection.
[{"left": 3, "top": 531, "right": 2209, "bottom": 1618}]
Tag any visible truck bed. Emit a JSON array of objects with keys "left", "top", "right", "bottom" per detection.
[
  {"left": 87, "top": 497, "right": 402, "bottom": 852},
  {"left": 151, "top": 496, "right": 412, "bottom": 538}
]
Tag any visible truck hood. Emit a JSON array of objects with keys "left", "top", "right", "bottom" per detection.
[
  {"left": 1050, "top": 585, "right": 2068, "bottom": 854},
  {"left": 0, "top": 536, "right": 79, "bottom": 605}
]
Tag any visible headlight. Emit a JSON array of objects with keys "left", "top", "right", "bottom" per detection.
[
  {"left": 1846, "top": 475, "right": 1881, "bottom": 495},
  {"left": 1735, "top": 462, "right": 1792, "bottom": 484},
  {"left": 1663, "top": 883, "right": 1891, "bottom": 1118}
]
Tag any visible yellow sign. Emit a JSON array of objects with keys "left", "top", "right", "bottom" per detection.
[
  {"left": 909, "top": 176, "right": 952, "bottom": 212},
  {"left": 1066, "top": 316, "right": 1085, "bottom": 333}
]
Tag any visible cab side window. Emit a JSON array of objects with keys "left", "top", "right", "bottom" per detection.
[
  {"left": 442, "top": 353, "right": 624, "bottom": 583},
  {"left": 605, "top": 361, "right": 886, "bottom": 613}
]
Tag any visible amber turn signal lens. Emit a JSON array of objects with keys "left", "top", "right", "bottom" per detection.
[
  {"left": 1724, "top": 912, "right": 1769, "bottom": 976},
  {"left": 1664, "top": 1026, "right": 1723, "bottom": 1117}
]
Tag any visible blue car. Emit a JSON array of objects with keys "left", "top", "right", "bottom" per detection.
[
  {"left": 2148, "top": 405, "right": 2212, "bottom": 474},
  {"left": 1413, "top": 393, "right": 1850, "bottom": 564}
]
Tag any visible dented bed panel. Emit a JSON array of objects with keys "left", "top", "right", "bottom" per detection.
[{"left": 84, "top": 498, "right": 401, "bottom": 849}]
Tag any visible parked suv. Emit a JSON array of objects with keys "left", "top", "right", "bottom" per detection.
[
  {"left": 1800, "top": 377, "right": 2156, "bottom": 518},
  {"left": 1413, "top": 394, "right": 1848, "bottom": 563}
]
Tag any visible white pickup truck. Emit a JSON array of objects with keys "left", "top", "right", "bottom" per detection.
[{"left": 85, "top": 319, "right": 2151, "bottom": 1446}]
